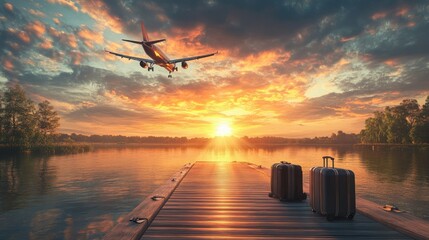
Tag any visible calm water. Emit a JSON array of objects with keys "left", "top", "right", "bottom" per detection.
[{"left": 0, "top": 146, "right": 428, "bottom": 239}]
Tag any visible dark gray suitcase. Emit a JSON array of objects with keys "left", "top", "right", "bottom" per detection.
[
  {"left": 269, "top": 161, "right": 306, "bottom": 201},
  {"left": 310, "top": 156, "right": 355, "bottom": 220}
]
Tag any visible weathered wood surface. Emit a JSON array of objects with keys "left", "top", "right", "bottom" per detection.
[
  {"left": 142, "top": 162, "right": 409, "bottom": 239},
  {"left": 103, "top": 163, "right": 194, "bottom": 240},
  {"left": 357, "top": 198, "right": 429, "bottom": 240},
  {"left": 247, "top": 162, "right": 429, "bottom": 240}
]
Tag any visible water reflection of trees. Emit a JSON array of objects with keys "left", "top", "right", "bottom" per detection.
[
  {"left": 414, "top": 148, "right": 429, "bottom": 183},
  {"left": 0, "top": 154, "right": 56, "bottom": 211},
  {"left": 357, "top": 148, "right": 426, "bottom": 183}
]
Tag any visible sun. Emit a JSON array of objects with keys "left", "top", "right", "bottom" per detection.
[{"left": 215, "top": 123, "right": 232, "bottom": 137}]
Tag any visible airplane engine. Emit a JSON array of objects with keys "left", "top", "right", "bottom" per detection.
[
  {"left": 181, "top": 61, "right": 188, "bottom": 69},
  {"left": 140, "top": 61, "right": 148, "bottom": 68}
]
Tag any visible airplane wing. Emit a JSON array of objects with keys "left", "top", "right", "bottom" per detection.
[
  {"left": 105, "top": 49, "right": 154, "bottom": 63},
  {"left": 168, "top": 51, "right": 218, "bottom": 63}
]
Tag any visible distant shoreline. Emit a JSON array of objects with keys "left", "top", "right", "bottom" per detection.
[
  {"left": 1, "top": 142, "right": 428, "bottom": 155},
  {"left": 0, "top": 143, "right": 91, "bottom": 154}
]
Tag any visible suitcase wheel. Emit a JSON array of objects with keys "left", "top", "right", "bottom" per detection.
[{"left": 311, "top": 208, "right": 316, "bottom": 213}]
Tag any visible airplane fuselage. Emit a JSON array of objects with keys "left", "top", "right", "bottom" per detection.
[
  {"left": 106, "top": 22, "right": 217, "bottom": 78},
  {"left": 142, "top": 44, "right": 175, "bottom": 73}
]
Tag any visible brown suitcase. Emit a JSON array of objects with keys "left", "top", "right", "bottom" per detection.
[
  {"left": 269, "top": 161, "right": 306, "bottom": 201},
  {"left": 310, "top": 156, "right": 355, "bottom": 220}
]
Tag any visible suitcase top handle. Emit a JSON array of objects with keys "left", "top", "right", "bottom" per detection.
[
  {"left": 280, "top": 161, "right": 291, "bottom": 164},
  {"left": 322, "top": 156, "right": 335, "bottom": 168}
]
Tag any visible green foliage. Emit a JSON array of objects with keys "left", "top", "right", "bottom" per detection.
[
  {"left": 0, "top": 84, "right": 60, "bottom": 148},
  {"left": 37, "top": 100, "right": 60, "bottom": 143},
  {"left": 361, "top": 96, "right": 429, "bottom": 144},
  {"left": 410, "top": 96, "right": 429, "bottom": 143}
]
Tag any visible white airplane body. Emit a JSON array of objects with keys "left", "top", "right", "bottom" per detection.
[{"left": 106, "top": 22, "right": 217, "bottom": 78}]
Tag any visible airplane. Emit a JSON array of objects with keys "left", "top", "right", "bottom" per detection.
[{"left": 105, "top": 22, "right": 218, "bottom": 78}]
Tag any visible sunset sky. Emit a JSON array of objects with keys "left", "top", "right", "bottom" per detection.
[{"left": 1, "top": 0, "right": 428, "bottom": 137}]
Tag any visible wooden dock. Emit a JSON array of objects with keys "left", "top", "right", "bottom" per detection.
[{"left": 104, "top": 161, "right": 429, "bottom": 240}]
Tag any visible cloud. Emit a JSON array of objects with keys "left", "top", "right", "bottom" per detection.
[
  {"left": 65, "top": 104, "right": 165, "bottom": 125},
  {"left": 77, "top": 26, "right": 104, "bottom": 48},
  {"left": 47, "top": 0, "right": 79, "bottom": 12},
  {"left": 26, "top": 20, "right": 46, "bottom": 38},
  {"left": 53, "top": 18, "right": 61, "bottom": 25},
  {"left": 4, "top": 2, "right": 13, "bottom": 12},
  {"left": 1, "top": 0, "right": 429, "bottom": 137},
  {"left": 27, "top": 9, "right": 46, "bottom": 18},
  {"left": 77, "top": 0, "right": 124, "bottom": 33}
]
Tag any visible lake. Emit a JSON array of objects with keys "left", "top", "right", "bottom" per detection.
[{"left": 1, "top": 145, "right": 428, "bottom": 239}]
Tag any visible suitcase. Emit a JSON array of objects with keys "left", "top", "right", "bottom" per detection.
[
  {"left": 269, "top": 161, "right": 306, "bottom": 201},
  {"left": 310, "top": 156, "right": 356, "bottom": 220}
]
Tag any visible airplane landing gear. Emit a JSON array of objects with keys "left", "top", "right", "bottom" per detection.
[
  {"left": 173, "top": 66, "right": 178, "bottom": 72},
  {"left": 168, "top": 74, "right": 172, "bottom": 78},
  {"left": 148, "top": 63, "right": 154, "bottom": 71}
]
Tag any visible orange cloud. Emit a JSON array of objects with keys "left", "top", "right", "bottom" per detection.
[
  {"left": 48, "top": 27, "right": 78, "bottom": 48},
  {"left": 39, "top": 39, "right": 53, "bottom": 49},
  {"left": 77, "top": 0, "right": 123, "bottom": 33},
  {"left": 4, "top": 2, "right": 13, "bottom": 11},
  {"left": 236, "top": 50, "right": 291, "bottom": 71},
  {"left": 47, "top": 26, "right": 61, "bottom": 38},
  {"left": 17, "top": 31, "right": 31, "bottom": 43},
  {"left": 372, "top": 12, "right": 387, "bottom": 20},
  {"left": 26, "top": 21, "right": 46, "bottom": 38},
  {"left": 66, "top": 34, "right": 78, "bottom": 48},
  {"left": 70, "top": 51, "right": 83, "bottom": 64},
  {"left": 340, "top": 36, "right": 355, "bottom": 42},
  {"left": 3, "top": 59, "right": 14, "bottom": 71},
  {"left": 53, "top": 18, "right": 61, "bottom": 25},
  {"left": 396, "top": 7, "right": 409, "bottom": 16},
  {"left": 384, "top": 59, "right": 397, "bottom": 66},
  {"left": 77, "top": 27, "right": 104, "bottom": 48},
  {"left": 28, "top": 9, "right": 46, "bottom": 17},
  {"left": 47, "top": 0, "right": 79, "bottom": 12},
  {"left": 164, "top": 25, "right": 222, "bottom": 59}
]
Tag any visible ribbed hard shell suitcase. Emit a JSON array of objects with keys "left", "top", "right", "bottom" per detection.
[
  {"left": 269, "top": 161, "right": 306, "bottom": 201},
  {"left": 310, "top": 156, "right": 356, "bottom": 220}
]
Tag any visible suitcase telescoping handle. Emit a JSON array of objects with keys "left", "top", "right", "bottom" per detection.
[{"left": 322, "top": 156, "right": 334, "bottom": 168}]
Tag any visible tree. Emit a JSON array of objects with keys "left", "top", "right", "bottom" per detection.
[
  {"left": 36, "top": 100, "right": 60, "bottom": 143},
  {"left": 360, "top": 111, "right": 387, "bottom": 143},
  {"left": 384, "top": 107, "right": 410, "bottom": 143},
  {"left": 411, "top": 96, "right": 429, "bottom": 143},
  {"left": 360, "top": 96, "right": 429, "bottom": 144},
  {"left": 1, "top": 84, "right": 37, "bottom": 147},
  {"left": 397, "top": 99, "right": 420, "bottom": 126}
]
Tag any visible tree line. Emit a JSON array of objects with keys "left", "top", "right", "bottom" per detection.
[
  {"left": 360, "top": 96, "right": 429, "bottom": 144},
  {"left": 54, "top": 131, "right": 359, "bottom": 145},
  {"left": 1, "top": 84, "right": 428, "bottom": 147},
  {"left": 241, "top": 131, "right": 359, "bottom": 145},
  {"left": 0, "top": 84, "right": 60, "bottom": 149}
]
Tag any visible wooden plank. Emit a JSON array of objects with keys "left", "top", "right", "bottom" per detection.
[
  {"left": 142, "top": 162, "right": 410, "bottom": 239},
  {"left": 357, "top": 197, "right": 429, "bottom": 240},
  {"left": 246, "top": 162, "right": 429, "bottom": 240},
  {"left": 103, "top": 163, "right": 194, "bottom": 240}
]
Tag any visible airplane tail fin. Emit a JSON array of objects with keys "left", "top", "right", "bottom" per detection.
[{"left": 141, "top": 22, "right": 149, "bottom": 41}]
